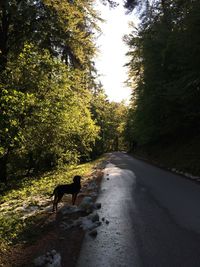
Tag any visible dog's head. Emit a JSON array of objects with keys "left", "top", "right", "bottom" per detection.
[{"left": 73, "top": 175, "right": 81, "bottom": 184}]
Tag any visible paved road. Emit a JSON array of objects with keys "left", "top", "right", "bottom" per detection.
[{"left": 77, "top": 152, "right": 200, "bottom": 267}]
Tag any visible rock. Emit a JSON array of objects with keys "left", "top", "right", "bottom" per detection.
[
  {"left": 59, "top": 205, "right": 80, "bottom": 215},
  {"left": 51, "top": 250, "right": 57, "bottom": 256},
  {"left": 81, "top": 218, "right": 96, "bottom": 231},
  {"left": 79, "top": 196, "right": 94, "bottom": 213},
  {"left": 34, "top": 255, "right": 46, "bottom": 266},
  {"left": 89, "top": 229, "right": 98, "bottom": 237},
  {"left": 45, "top": 256, "right": 53, "bottom": 264},
  {"left": 46, "top": 252, "right": 61, "bottom": 267},
  {"left": 95, "top": 221, "right": 102, "bottom": 227},
  {"left": 46, "top": 252, "right": 51, "bottom": 257},
  {"left": 87, "top": 181, "right": 98, "bottom": 190},
  {"left": 34, "top": 250, "right": 61, "bottom": 267},
  {"left": 88, "top": 212, "right": 99, "bottom": 222},
  {"left": 89, "top": 192, "right": 98, "bottom": 198},
  {"left": 105, "top": 220, "right": 109, "bottom": 224},
  {"left": 102, "top": 217, "right": 105, "bottom": 221},
  {"left": 72, "top": 218, "right": 83, "bottom": 227},
  {"left": 94, "top": 203, "right": 101, "bottom": 209},
  {"left": 74, "top": 212, "right": 101, "bottom": 231}
]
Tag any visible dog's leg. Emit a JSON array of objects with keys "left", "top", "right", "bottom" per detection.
[
  {"left": 72, "top": 194, "right": 74, "bottom": 205},
  {"left": 57, "top": 194, "right": 64, "bottom": 211},
  {"left": 53, "top": 194, "right": 64, "bottom": 212},
  {"left": 53, "top": 196, "right": 58, "bottom": 212},
  {"left": 72, "top": 193, "right": 77, "bottom": 205}
]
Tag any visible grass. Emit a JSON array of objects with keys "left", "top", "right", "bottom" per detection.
[{"left": 0, "top": 155, "right": 106, "bottom": 246}]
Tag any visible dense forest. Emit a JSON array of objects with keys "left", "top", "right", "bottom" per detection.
[
  {"left": 125, "top": 0, "right": 200, "bottom": 174},
  {"left": 1, "top": 0, "right": 200, "bottom": 185},
  {"left": 0, "top": 0, "right": 128, "bottom": 185}
]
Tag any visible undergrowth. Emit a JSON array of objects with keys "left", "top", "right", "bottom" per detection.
[
  {"left": 0, "top": 155, "right": 106, "bottom": 246},
  {"left": 133, "top": 135, "right": 200, "bottom": 177}
]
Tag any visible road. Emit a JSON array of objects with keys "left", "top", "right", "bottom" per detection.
[{"left": 77, "top": 152, "right": 200, "bottom": 267}]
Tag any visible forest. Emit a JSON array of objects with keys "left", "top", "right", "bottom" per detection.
[
  {"left": 0, "top": 0, "right": 128, "bottom": 185},
  {"left": 1, "top": 0, "right": 200, "bottom": 187},
  {"left": 125, "top": 0, "right": 200, "bottom": 175}
]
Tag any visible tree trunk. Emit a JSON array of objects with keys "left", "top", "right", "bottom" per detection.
[
  {"left": 0, "top": 151, "right": 9, "bottom": 184},
  {"left": 161, "top": 0, "right": 172, "bottom": 30},
  {"left": 0, "top": 2, "right": 10, "bottom": 72},
  {"left": 26, "top": 152, "right": 34, "bottom": 176}
]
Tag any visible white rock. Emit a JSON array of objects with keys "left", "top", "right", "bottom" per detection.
[
  {"left": 73, "top": 212, "right": 101, "bottom": 231},
  {"left": 81, "top": 219, "right": 98, "bottom": 231},
  {"left": 46, "top": 253, "right": 61, "bottom": 267},
  {"left": 79, "top": 196, "right": 94, "bottom": 213},
  {"left": 88, "top": 212, "right": 99, "bottom": 222},
  {"left": 34, "top": 255, "right": 46, "bottom": 266},
  {"left": 59, "top": 205, "right": 80, "bottom": 215},
  {"left": 34, "top": 250, "right": 61, "bottom": 267}
]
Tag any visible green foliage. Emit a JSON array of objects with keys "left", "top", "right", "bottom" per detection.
[
  {"left": 0, "top": 0, "right": 103, "bottom": 182},
  {"left": 125, "top": 0, "right": 200, "bottom": 147},
  {"left": 0, "top": 156, "right": 105, "bottom": 244},
  {"left": 1, "top": 43, "right": 99, "bottom": 173},
  {"left": 90, "top": 86, "right": 128, "bottom": 154},
  {"left": 0, "top": 0, "right": 130, "bottom": 184},
  {"left": 0, "top": 87, "right": 32, "bottom": 156},
  {"left": 0, "top": 0, "right": 101, "bottom": 71}
]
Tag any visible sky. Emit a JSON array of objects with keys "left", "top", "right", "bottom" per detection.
[{"left": 94, "top": 2, "right": 138, "bottom": 103}]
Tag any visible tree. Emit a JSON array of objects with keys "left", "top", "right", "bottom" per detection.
[
  {"left": 0, "top": 43, "right": 100, "bottom": 182},
  {"left": 90, "top": 85, "right": 128, "bottom": 156},
  {"left": 0, "top": 1, "right": 102, "bottom": 183},
  {"left": 0, "top": 0, "right": 101, "bottom": 71},
  {"left": 125, "top": 0, "right": 200, "bottom": 148}
]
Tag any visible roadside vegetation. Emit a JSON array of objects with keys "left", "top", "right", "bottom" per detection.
[
  {"left": 0, "top": 0, "right": 127, "bottom": 185},
  {"left": 124, "top": 0, "right": 200, "bottom": 176},
  {"left": 0, "top": 156, "right": 105, "bottom": 247}
]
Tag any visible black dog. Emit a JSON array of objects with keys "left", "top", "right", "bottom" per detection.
[{"left": 52, "top": 175, "right": 81, "bottom": 212}]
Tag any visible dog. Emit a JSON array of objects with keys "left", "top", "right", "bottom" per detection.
[{"left": 52, "top": 175, "right": 82, "bottom": 212}]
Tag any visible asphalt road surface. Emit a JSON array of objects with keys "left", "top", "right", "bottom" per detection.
[{"left": 77, "top": 152, "right": 200, "bottom": 267}]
